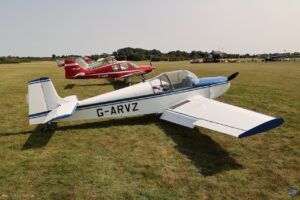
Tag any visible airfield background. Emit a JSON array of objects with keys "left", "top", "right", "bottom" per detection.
[
  {"left": 1, "top": 0, "right": 300, "bottom": 198},
  {"left": 0, "top": 59, "right": 299, "bottom": 199}
]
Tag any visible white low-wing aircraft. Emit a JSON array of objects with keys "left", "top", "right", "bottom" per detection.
[{"left": 28, "top": 70, "right": 283, "bottom": 138}]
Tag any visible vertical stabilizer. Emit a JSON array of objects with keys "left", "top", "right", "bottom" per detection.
[{"left": 28, "top": 77, "right": 62, "bottom": 124}]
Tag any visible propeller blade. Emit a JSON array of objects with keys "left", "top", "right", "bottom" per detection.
[
  {"left": 227, "top": 72, "right": 239, "bottom": 81},
  {"left": 151, "top": 68, "right": 155, "bottom": 75}
]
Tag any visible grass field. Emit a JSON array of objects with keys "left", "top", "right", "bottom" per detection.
[{"left": 0, "top": 61, "right": 299, "bottom": 199}]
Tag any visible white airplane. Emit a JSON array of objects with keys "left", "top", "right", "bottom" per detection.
[{"left": 27, "top": 70, "right": 283, "bottom": 138}]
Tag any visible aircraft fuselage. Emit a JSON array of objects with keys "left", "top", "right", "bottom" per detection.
[{"left": 66, "top": 81, "right": 230, "bottom": 121}]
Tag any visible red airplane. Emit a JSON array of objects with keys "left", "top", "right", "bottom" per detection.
[{"left": 56, "top": 56, "right": 155, "bottom": 85}]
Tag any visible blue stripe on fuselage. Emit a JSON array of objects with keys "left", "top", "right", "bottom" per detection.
[{"left": 77, "top": 81, "right": 228, "bottom": 110}]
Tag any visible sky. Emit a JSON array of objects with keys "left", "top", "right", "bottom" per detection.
[{"left": 0, "top": 0, "right": 299, "bottom": 56}]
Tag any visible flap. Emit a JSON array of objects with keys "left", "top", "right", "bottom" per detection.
[{"left": 161, "top": 96, "right": 283, "bottom": 138}]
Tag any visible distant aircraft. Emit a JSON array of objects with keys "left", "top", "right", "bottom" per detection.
[
  {"left": 27, "top": 70, "right": 283, "bottom": 138},
  {"left": 264, "top": 55, "right": 283, "bottom": 62},
  {"left": 56, "top": 56, "right": 155, "bottom": 85}
]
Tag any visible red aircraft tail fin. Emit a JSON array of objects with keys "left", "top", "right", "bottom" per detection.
[
  {"left": 56, "top": 59, "right": 65, "bottom": 67},
  {"left": 63, "top": 59, "right": 87, "bottom": 79}
]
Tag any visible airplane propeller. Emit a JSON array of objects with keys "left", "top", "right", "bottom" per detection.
[
  {"left": 152, "top": 62, "right": 157, "bottom": 74},
  {"left": 151, "top": 66, "right": 156, "bottom": 76},
  {"left": 227, "top": 72, "right": 239, "bottom": 81}
]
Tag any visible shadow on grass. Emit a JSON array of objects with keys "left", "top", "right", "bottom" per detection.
[
  {"left": 107, "top": 79, "right": 133, "bottom": 90},
  {"left": 156, "top": 121, "right": 243, "bottom": 176},
  {"left": 0, "top": 123, "right": 57, "bottom": 150},
  {"left": 107, "top": 80, "right": 125, "bottom": 90},
  {"left": 22, "top": 123, "right": 57, "bottom": 150},
  {"left": 64, "top": 83, "right": 76, "bottom": 89},
  {"left": 1, "top": 115, "right": 242, "bottom": 175},
  {"left": 64, "top": 83, "right": 113, "bottom": 90},
  {"left": 57, "top": 115, "right": 155, "bottom": 131},
  {"left": 63, "top": 80, "right": 133, "bottom": 90},
  {"left": 58, "top": 115, "right": 242, "bottom": 176}
]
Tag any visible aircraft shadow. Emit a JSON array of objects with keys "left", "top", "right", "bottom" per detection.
[
  {"left": 64, "top": 83, "right": 113, "bottom": 89},
  {"left": 57, "top": 115, "right": 155, "bottom": 132},
  {"left": 107, "top": 79, "right": 142, "bottom": 90},
  {"left": 0, "top": 124, "right": 57, "bottom": 150},
  {"left": 1, "top": 115, "right": 242, "bottom": 175},
  {"left": 22, "top": 123, "right": 57, "bottom": 150},
  {"left": 156, "top": 121, "right": 243, "bottom": 176},
  {"left": 63, "top": 81, "right": 132, "bottom": 90},
  {"left": 64, "top": 83, "right": 76, "bottom": 89},
  {"left": 107, "top": 79, "right": 128, "bottom": 90},
  {"left": 58, "top": 115, "right": 242, "bottom": 176}
]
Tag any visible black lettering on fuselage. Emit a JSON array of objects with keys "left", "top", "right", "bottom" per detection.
[
  {"left": 97, "top": 108, "right": 104, "bottom": 117},
  {"left": 117, "top": 105, "right": 124, "bottom": 113},
  {"left": 97, "top": 102, "right": 139, "bottom": 117},
  {"left": 111, "top": 106, "right": 117, "bottom": 115},
  {"left": 132, "top": 102, "right": 139, "bottom": 111},
  {"left": 124, "top": 104, "right": 130, "bottom": 112}
]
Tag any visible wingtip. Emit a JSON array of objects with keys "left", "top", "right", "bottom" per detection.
[
  {"left": 28, "top": 77, "right": 50, "bottom": 84},
  {"left": 238, "top": 118, "right": 284, "bottom": 138}
]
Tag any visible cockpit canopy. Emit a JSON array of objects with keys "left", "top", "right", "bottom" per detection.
[
  {"left": 74, "top": 56, "right": 117, "bottom": 70},
  {"left": 149, "top": 70, "right": 198, "bottom": 93},
  {"left": 96, "top": 56, "right": 116, "bottom": 65}
]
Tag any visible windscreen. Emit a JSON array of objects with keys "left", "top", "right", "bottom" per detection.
[
  {"left": 166, "top": 70, "right": 197, "bottom": 89},
  {"left": 75, "top": 58, "right": 89, "bottom": 68},
  {"left": 149, "top": 74, "right": 172, "bottom": 93}
]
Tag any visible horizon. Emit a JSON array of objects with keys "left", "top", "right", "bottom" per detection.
[
  {"left": 1, "top": 47, "right": 300, "bottom": 58},
  {"left": 1, "top": 0, "right": 300, "bottom": 57}
]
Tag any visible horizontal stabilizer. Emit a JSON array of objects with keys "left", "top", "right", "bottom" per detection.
[{"left": 43, "top": 96, "right": 78, "bottom": 124}]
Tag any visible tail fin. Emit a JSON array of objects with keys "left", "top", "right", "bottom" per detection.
[
  {"left": 28, "top": 77, "right": 78, "bottom": 124},
  {"left": 63, "top": 59, "right": 87, "bottom": 79},
  {"left": 56, "top": 59, "right": 65, "bottom": 67}
]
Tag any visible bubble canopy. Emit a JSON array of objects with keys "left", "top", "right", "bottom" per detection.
[{"left": 149, "top": 70, "right": 198, "bottom": 91}]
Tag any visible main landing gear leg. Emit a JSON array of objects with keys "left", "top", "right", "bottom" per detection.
[
  {"left": 138, "top": 74, "right": 146, "bottom": 82},
  {"left": 40, "top": 122, "right": 57, "bottom": 132},
  {"left": 124, "top": 77, "right": 132, "bottom": 86}
]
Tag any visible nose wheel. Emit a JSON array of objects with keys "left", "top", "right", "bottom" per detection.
[{"left": 140, "top": 74, "right": 146, "bottom": 82}]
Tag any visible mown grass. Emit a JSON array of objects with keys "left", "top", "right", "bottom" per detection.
[{"left": 0, "top": 61, "right": 299, "bottom": 199}]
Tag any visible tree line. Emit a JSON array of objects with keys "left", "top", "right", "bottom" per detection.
[
  {"left": 0, "top": 56, "right": 52, "bottom": 64},
  {"left": 112, "top": 48, "right": 242, "bottom": 61},
  {"left": 86, "top": 48, "right": 300, "bottom": 62},
  {"left": 1, "top": 48, "right": 300, "bottom": 64}
]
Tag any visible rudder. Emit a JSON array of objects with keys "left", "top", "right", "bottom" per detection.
[{"left": 63, "top": 59, "right": 87, "bottom": 79}]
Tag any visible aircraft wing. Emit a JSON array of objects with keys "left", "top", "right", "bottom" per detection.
[{"left": 160, "top": 96, "right": 283, "bottom": 138}]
